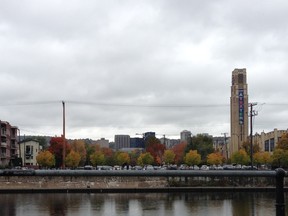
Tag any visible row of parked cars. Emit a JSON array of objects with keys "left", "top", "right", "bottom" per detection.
[{"left": 78, "top": 164, "right": 261, "bottom": 171}]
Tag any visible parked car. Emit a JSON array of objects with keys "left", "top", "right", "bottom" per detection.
[{"left": 200, "top": 165, "right": 209, "bottom": 170}]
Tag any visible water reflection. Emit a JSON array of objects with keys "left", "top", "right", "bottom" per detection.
[{"left": 0, "top": 192, "right": 283, "bottom": 216}]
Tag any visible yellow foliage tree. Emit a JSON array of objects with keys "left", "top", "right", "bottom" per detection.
[
  {"left": 36, "top": 150, "right": 55, "bottom": 168},
  {"left": 116, "top": 152, "right": 130, "bottom": 166},
  {"left": 163, "top": 150, "right": 176, "bottom": 164},
  {"left": 184, "top": 150, "right": 201, "bottom": 166},
  {"left": 71, "top": 140, "right": 87, "bottom": 166},
  {"left": 231, "top": 149, "right": 250, "bottom": 165},
  {"left": 253, "top": 151, "right": 271, "bottom": 165},
  {"left": 90, "top": 151, "right": 105, "bottom": 167},
  {"left": 137, "top": 152, "right": 154, "bottom": 166},
  {"left": 65, "top": 150, "right": 81, "bottom": 168}
]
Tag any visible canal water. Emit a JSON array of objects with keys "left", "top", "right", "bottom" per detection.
[{"left": 0, "top": 192, "right": 285, "bottom": 216}]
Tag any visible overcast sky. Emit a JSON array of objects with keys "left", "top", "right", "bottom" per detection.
[{"left": 1, "top": 0, "right": 288, "bottom": 141}]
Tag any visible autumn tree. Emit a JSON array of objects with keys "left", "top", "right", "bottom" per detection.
[
  {"left": 48, "top": 137, "right": 71, "bottom": 168},
  {"left": 277, "top": 133, "right": 288, "bottom": 150},
  {"left": 130, "top": 149, "right": 142, "bottom": 167},
  {"left": 71, "top": 140, "right": 86, "bottom": 166},
  {"left": 272, "top": 149, "right": 288, "bottom": 168},
  {"left": 242, "top": 140, "right": 260, "bottom": 155},
  {"left": 65, "top": 150, "right": 81, "bottom": 168},
  {"left": 184, "top": 150, "right": 201, "bottom": 166},
  {"left": 116, "top": 152, "right": 130, "bottom": 167},
  {"left": 36, "top": 150, "right": 55, "bottom": 168},
  {"left": 145, "top": 137, "right": 166, "bottom": 165},
  {"left": 271, "top": 133, "right": 288, "bottom": 168},
  {"left": 101, "top": 147, "right": 115, "bottom": 166},
  {"left": 231, "top": 149, "right": 250, "bottom": 165},
  {"left": 185, "top": 134, "right": 214, "bottom": 162},
  {"left": 137, "top": 152, "right": 154, "bottom": 166},
  {"left": 172, "top": 142, "right": 187, "bottom": 164},
  {"left": 207, "top": 152, "right": 224, "bottom": 165},
  {"left": 90, "top": 151, "right": 105, "bottom": 168},
  {"left": 163, "top": 150, "right": 176, "bottom": 164},
  {"left": 253, "top": 151, "right": 271, "bottom": 166}
]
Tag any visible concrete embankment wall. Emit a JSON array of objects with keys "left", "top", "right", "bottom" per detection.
[{"left": 0, "top": 169, "right": 283, "bottom": 192}]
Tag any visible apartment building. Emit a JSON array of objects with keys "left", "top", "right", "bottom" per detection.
[{"left": 0, "top": 120, "right": 19, "bottom": 166}]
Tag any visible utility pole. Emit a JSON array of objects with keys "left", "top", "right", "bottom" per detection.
[
  {"left": 249, "top": 102, "right": 258, "bottom": 169},
  {"left": 222, "top": 133, "right": 228, "bottom": 159},
  {"left": 62, "top": 101, "right": 66, "bottom": 169}
]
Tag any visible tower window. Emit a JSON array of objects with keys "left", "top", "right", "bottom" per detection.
[{"left": 238, "top": 74, "right": 244, "bottom": 84}]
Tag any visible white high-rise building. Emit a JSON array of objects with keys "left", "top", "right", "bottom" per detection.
[{"left": 180, "top": 130, "right": 191, "bottom": 143}]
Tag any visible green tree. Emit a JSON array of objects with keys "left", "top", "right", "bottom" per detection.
[
  {"left": 163, "top": 150, "right": 176, "bottom": 164},
  {"left": 90, "top": 151, "right": 105, "bottom": 168},
  {"left": 185, "top": 134, "right": 214, "bottom": 162},
  {"left": 65, "top": 150, "right": 81, "bottom": 168},
  {"left": 184, "top": 150, "right": 201, "bottom": 166},
  {"left": 231, "top": 149, "right": 250, "bottom": 165},
  {"left": 36, "top": 150, "right": 55, "bottom": 168},
  {"left": 137, "top": 152, "right": 154, "bottom": 166},
  {"left": 31, "top": 136, "right": 48, "bottom": 149}
]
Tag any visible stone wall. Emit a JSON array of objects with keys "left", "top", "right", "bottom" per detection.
[
  {"left": 0, "top": 176, "right": 169, "bottom": 190},
  {"left": 0, "top": 175, "right": 278, "bottom": 190}
]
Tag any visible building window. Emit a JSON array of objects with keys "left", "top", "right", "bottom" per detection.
[
  {"left": 264, "top": 140, "right": 269, "bottom": 152},
  {"left": 270, "top": 138, "right": 275, "bottom": 151}
]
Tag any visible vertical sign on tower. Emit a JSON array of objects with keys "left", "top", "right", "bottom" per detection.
[{"left": 239, "top": 89, "right": 244, "bottom": 125}]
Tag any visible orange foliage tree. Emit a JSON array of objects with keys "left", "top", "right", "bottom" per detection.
[
  {"left": 172, "top": 142, "right": 187, "bottom": 164},
  {"left": 207, "top": 152, "right": 224, "bottom": 165},
  {"left": 145, "top": 137, "right": 166, "bottom": 165},
  {"left": 48, "top": 137, "right": 71, "bottom": 168}
]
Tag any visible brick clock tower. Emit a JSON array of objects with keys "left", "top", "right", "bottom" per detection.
[{"left": 230, "top": 68, "right": 249, "bottom": 156}]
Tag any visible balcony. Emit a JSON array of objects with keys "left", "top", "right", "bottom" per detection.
[
  {"left": 1, "top": 142, "right": 7, "bottom": 148},
  {"left": 0, "top": 153, "right": 6, "bottom": 158},
  {"left": 11, "top": 144, "right": 17, "bottom": 149},
  {"left": 1, "top": 130, "right": 7, "bottom": 137}
]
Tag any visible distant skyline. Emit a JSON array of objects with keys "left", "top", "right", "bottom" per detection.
[{"left": 1, "top": 1, "right": 288, "bottom": 141}]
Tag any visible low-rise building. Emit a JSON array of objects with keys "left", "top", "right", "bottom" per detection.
[
  {"left": 254, "top": 128, "right": 288, "bottom": 153},
  {"left": 95, "top": 138, "right": 109, "bottom": 148},
  {"left": 19, "top": 139, "right": 42, "bottom": 166}
]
